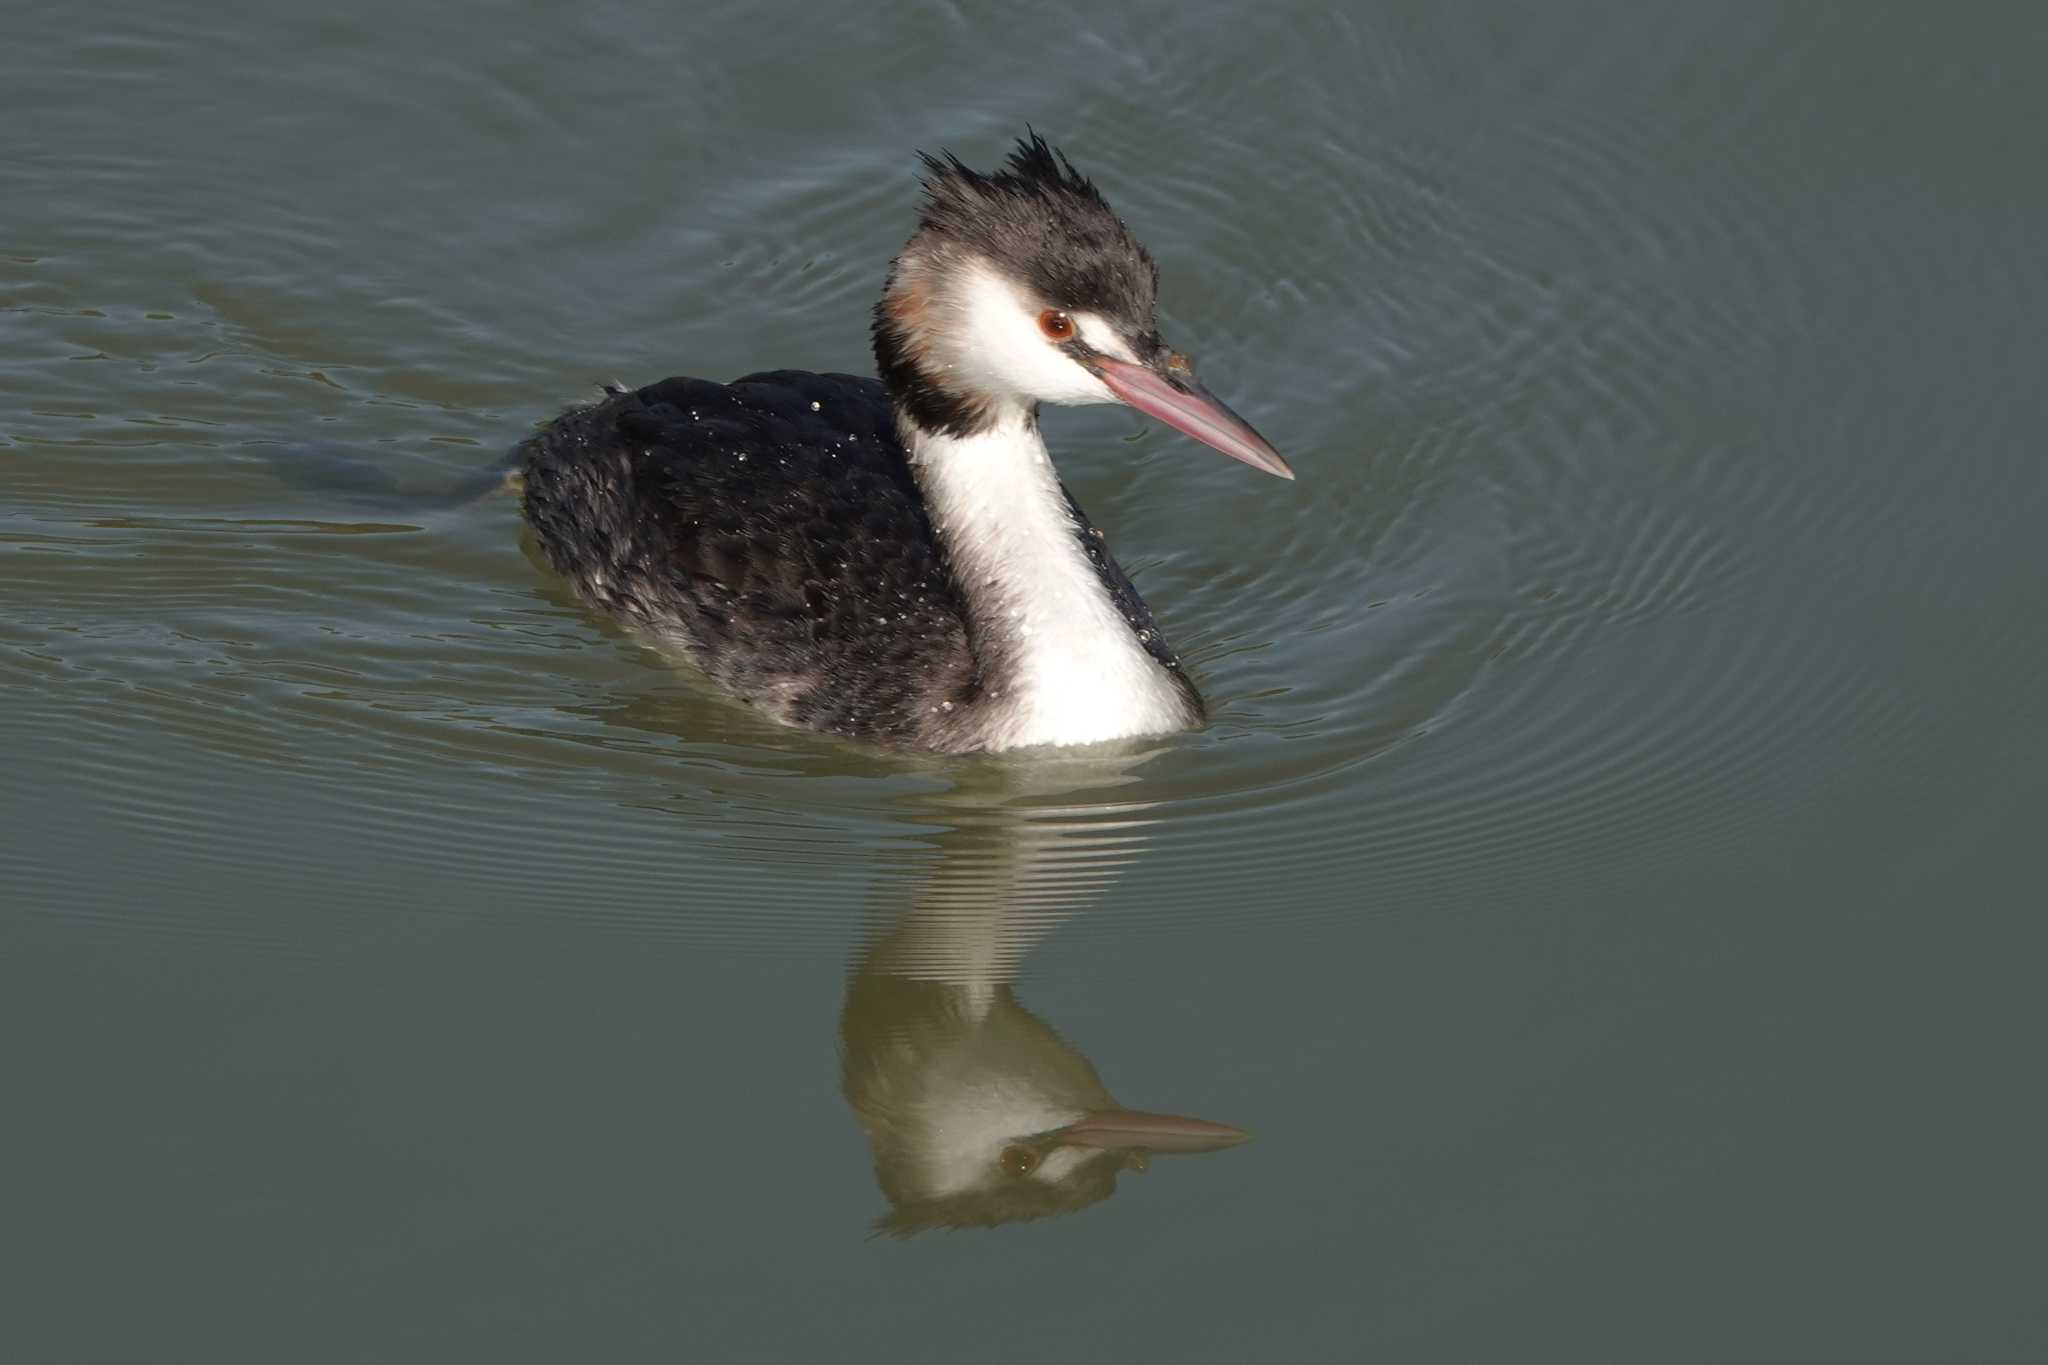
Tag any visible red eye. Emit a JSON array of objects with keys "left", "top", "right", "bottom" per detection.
[
  {"left": 999, "top": 1144, "right": 1041, "bottom": 1176},
  {"left": 1038, "top": 310, "right": 1075, "bottom": 341}
]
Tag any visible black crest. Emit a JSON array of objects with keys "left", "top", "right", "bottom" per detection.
[
  {"left": 873, "top": 133, "right": 1164, "bottom": 436},
  {"left": 913, "top": 132, "right": 1160, "bottom": 326}
]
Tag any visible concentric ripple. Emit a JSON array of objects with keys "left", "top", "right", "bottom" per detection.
[{"left": 5, "top": 3, "right": 2046, "bottom": 968}]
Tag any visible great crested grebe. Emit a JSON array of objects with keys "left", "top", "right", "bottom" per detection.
[{"left": 519, "top": 134, "right": 1294, "bottom": 752}]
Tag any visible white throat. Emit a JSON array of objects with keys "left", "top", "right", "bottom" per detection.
[{"left": 906, "top": 414, "right": 1196, "bottom": 750}]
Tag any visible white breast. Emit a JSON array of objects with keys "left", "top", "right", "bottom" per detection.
[{"left": 909, "top": 418, "right": 1195, "bottom": 750}]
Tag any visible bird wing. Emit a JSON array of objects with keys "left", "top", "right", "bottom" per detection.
[{"left": 520, "top": 371, "right": 978, "bottom": 741}]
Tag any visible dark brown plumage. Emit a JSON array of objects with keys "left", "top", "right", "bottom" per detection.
[{"left": 518, "top": 369, "right": 1190, "bottom": 749}]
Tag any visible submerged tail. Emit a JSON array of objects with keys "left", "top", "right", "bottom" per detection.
[
  {"left": 259, "top": 442, "right": 523, "bottom": 515},
  {"left": 259, "top": 384, "right": 636, "bottom": 516}
]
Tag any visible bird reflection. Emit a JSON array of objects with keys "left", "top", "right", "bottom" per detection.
[{"left": 840, "top": 755, "right": 1247, "bottom": 1235}]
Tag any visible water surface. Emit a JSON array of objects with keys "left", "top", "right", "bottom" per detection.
[{"left": 5, "top": 2, "right": 2046, "bottom": 1360}]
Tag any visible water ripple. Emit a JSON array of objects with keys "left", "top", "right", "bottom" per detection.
[{"left": 6, "top": 8, "right": 2046, "bottom": 958}]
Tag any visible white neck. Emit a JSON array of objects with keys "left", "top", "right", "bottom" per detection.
[{"left": 906, "top": 412, "right": 1196, "bottom": 751}]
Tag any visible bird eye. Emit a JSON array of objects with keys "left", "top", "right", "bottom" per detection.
[
  {"left": 999, "top": 1144, "right": 1041, "bottom": 1177},
  {"left": 1037, "top": 310, "right": 1076, "bottom": 341}
]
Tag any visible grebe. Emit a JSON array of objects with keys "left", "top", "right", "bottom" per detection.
[{"left": 519, "top": 134, "right": 1293, "bottom": 752}]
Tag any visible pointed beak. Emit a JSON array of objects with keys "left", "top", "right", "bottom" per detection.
[
  {"left": 1091, "top": 352, "right": 1295, "bottom": 481},
  {"left": 1053, "top": 1109, "right": 1252, "bottom": 1154}
]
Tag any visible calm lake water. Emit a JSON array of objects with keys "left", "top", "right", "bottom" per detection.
[{"left": 5, "top": 1, "right": 2045, "bottom": 1359}]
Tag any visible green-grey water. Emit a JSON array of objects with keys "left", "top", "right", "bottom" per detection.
[{"left": 5, "top": 2, "right": 2045, "bottom": 1359}]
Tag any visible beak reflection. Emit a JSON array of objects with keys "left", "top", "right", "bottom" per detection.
[{"left": 840, "top": 762, "right": 1252, "bottom": 1235}]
